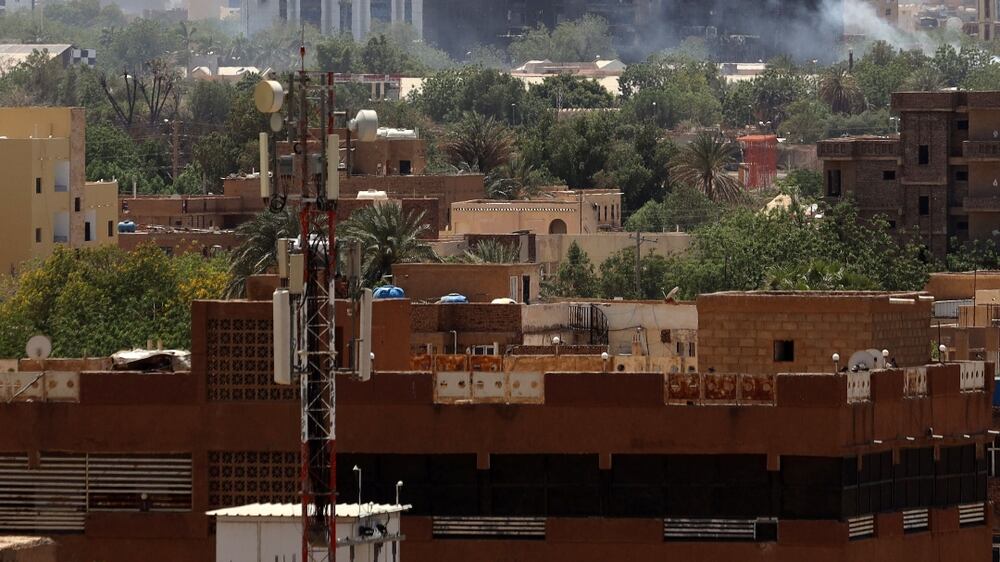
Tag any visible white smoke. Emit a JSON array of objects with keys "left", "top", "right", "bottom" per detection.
[{"left": 827, "top": 0, "right": 955, "bottom": 55}]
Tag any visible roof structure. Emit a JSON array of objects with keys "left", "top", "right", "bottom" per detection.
[
  {"left": 207, "top": 502, "right": 411, "bottom": 519},
  {"left": 0, "top": 44, "right": 71, "bottom": 70}
]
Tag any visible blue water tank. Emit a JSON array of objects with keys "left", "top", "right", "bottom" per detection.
[
  {"left": 117, "top": 220, "right": 136, "bottom": 233},
  {"left": 373, "top": 285, "right": 405, "bottom": 299},
  {"left": 438, "top": 293, "right": 468, "bottom": 304}
]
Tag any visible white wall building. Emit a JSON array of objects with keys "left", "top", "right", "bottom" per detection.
[{"left": 210, "top": 502, "right": 409, "bottom": 562}]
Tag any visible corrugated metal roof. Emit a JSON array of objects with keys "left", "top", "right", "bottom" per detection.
[{"left": 207, "top": 502, "right": 411, "bottom": 518}]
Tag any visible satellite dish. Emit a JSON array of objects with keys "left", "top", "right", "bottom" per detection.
[
  {"left": 269, "top": 112, "right": 284, "bottom": 133},
  {"left": 25, "top": 335, "right": 52, "bottom": 360},
  {"left": 254, "top": 80, "right": 285, "bottom": 114},
  {"left": 847, "top": 349, "right": 885, "bottom": 371}
]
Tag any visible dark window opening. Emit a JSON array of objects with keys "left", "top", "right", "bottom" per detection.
[
  {"left": 688, "top": 342, "right": 696, "bottom": 357},
  {"left": 957, "top": 120, "right": 969, "bottom": 131},
  {"left": 956, "top": 170, "right": 968, "bottom": 181},
  {"left": 918, "top": 145, "right": 929, "bottom": 165},
  {"left": 34, "top": 228, "right": 41, "bottom": 243},
  {"left": 84, "top": 222, "right": 92, "bottom": 242},
  {"left": 883, "top": 170, "right": 896, "bottom": 181},
  {"left": 399, "top": 160, "right": 412, "bottom": 175},
  {"left": 522, "top": 275, "right": 531, "bottom": 305},
  {"left": 74, "top": 197, "right": 81, "bottom": 212},
  {"left": 888, "top": 220, "right": 897, "bottom": 229},
  {"left": 958, "top": 221, "right": 969, "bottom": 230},
  {"left": 919, "top": 196, "right": 930, "bottom": 216},
  {"left": 107, "top": 221, "right": 114, "bottom": 237},
  {"left": 773, "top": 340, "right": 795, "bottom": 362},
  {"left": 826, "top": 169, "right": 842, "bottom": 197},
  {"left": 35, "top": 178, "right": 41, "bottom": 194}
]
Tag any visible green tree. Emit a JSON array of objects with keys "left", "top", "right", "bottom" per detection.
[
  {"left": 669, "top": 132, "right": 742, "bottom": 202},
  {"left": 544, "top": 242, "right": 598, "bottom": 298},
  {"left": 192, "top": 132, "right": 239, "bottom": 190},
  {"left": 624, "top": 183, "right": 719, "bottom": 233},
  {"left": 528, "top": 74, "right": 614, "bottom": 109},
  {"left": 509, "top": 15, "right": 615, "bottom": 63},
  {"left": 778, "top": 99, "right": 832, "bottom": 144},
  {"left": 462, "top": 240, "right": 521, "bottom": 264},
  {"left": 442, "top": 113, "right": 514, "bottom": 174},
  {"left": 599, "top": 248, "right": 670, "bottom": 300},
  {"left": 486, "top": 157, "right": 547, "bottom": 200},
  {"left": 225, "top": 209, "right": 300, "bottom": 298},
  {"left": 316, "top": 33, "right": 358, "bottom": 72},
  {"left": 776, "top": 169, "right": 824, "bottom": 199},
  {"left": 818, "top": 67, "right": 864, "bottom": 114},
  {"left": 903, "top": 66, "right": 945, "bottom": 92},
  {"left": 188, "top": 80, "right": 233, "bottom": 125},
  {"left": 338, "top": 204, "right": 436, "bottom": 286},
  {"left": 0, "top": 245, "right": 228, "bottom": 358},
  {"left": 544, "top": 111, "right": 615, "bottom": 188}
]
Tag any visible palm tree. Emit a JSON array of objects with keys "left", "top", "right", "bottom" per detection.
[
  {"left": 669, "top": 132, "right": 743, "bottom": 203},
  {"left": 903, "top": 66, "right": 945, "bottom": 92},
  {"left": 463, "top": 239, "right": 521, "bottom": 264},
  {"left": 485, "top": 157, "right": 547, "bottom": 200},
  {"left": 818, "top": 67, "right": 864, "bottom": 114},
  {"left": 338, "top": 203, "right": 436, "bottom": 286},
  {"left": 225, "top": 209, "right": 300, "bottom": 298},
  {"left": 442, "top": 112, "right": 514, "bottom": 175}
]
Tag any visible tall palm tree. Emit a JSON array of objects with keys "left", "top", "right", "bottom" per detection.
[
  {"left": 442, "top": 112, "right": 514, "bottom": 175},
  {"left": 485, "top": 157, "right": 547, "bottom": 200},
  {"left": 818, "top": 67, "right": 864, "bottom": 114},
  {"left": 669, "top": 132, "right": 743, "bottom": 203},
  {"left": 225, "top": 209, "right": 300, "bottom": 298},
  {"left": 338, "top": 203, "right": 436, "bottom": 286}
]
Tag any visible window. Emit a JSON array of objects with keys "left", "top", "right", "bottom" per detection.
[
  {"left": 956, "top": 170, "right": 968, "bottom": 181},
  {"left": 958, "top": 221, "right": 969, "bottom": 230},
  {"left": 918, "top": 145, "right": 929, "bottom": 165},
  {"left": 74, "top": 197, "right": 81, "bottom": 212},
  {"left": 688, "top": 342, "right": 696, "bottom": 357},
  {"left": 35, "top": 178, "right": 41, "bottom": 194},
  {"left": 826, "top": 169, "right": 842, "bottom": 197},
  {"left": 471, "top": 345, "right": 496, "bottom": 356},
  {"left": 957, "top": 120, "right": 969, "bottom": 131},
  {"left": 883, "top": 170, "right": 896, "bottom": 180},
  {"left": 399, "top": 160, "right": 412, "bottom": 175},
  {"left": 676, "top": 341, "right": 684, "bottom": 356},
  {"left": 107, "top": 221, "right": 114, "bottom": 237},
  {"left": 34, "top": 228, "right": 41, "bottom": 243},
  {"left": 919, "top": 196, "right": 930, "bottom": 216},
  {"left": 888, "top": 220, "right": 897, "bottom": 229},
  {"left": 84, "top": 222, "right": 92, "bottom": 242},
  {"left": 773, "top": 340, "right": 795, "bottom": 362}
]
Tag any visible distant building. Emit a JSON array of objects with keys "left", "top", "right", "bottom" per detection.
[
  {"left": 817, "top": 91, "right": 1000, "bottom": 260},
  {"left": 0, "top": 44, "right": 96, "bottom": 72},
  {"left": 450, "top": 189, "right": 622, "bottom": 236},
  {"left": 240, "top": 0, "right": 423, "bottom": 40},
  {"left": 0, "top": 107, "right": 118, "bottom": 274}
]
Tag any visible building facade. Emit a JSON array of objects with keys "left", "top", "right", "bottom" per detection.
[
  {"left": 817, "top": 91, "right": 1000, "bottom": 259},
  {"left": 241, "top": 0, "right": 423, "bottom": 39},
  {"left": 0, "top": 107, "right": 118, "bottom": 274},
  {"left": 0, "top": 292, "right": 993, "bottom": 561},
  {"left": 450, "top": 190, "right": 622, "bottom": 236}
]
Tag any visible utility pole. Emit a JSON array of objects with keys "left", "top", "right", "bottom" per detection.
[
  {"left": 171, "top": 119, "right": 180, "bottom": 182},
  {"left": 630, "top": 232, "right": 656, "bottom": 298}
]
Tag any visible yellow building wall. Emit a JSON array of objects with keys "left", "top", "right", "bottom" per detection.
[
  {"left": 0, "top": 142, "right": 34, "bottom": 274},
  {"left": 83, "top": 181, "right": 120, "bottom": 246}
]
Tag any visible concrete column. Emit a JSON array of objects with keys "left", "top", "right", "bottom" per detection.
[{"left": 410, "top": 0, "right": 422, "bottom": 38}]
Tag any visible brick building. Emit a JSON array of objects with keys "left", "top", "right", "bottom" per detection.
[
  {"left": 817, "top": 91, "right": 1000, "bottom": 259},
  {"left": 0, "top": 290, "right": 994, "bottom": 561},
  {"left": 392, "top": 262, "right": 544, "bottom": 304},
  {"left": 698, "top": 291, "right": 933, "bottom": 374}
]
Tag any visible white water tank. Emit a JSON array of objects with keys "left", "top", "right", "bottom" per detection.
[{"left": 349, "top": 110, "right": 379, "bottom": 142}]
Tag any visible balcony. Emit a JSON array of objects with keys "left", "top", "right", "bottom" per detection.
[
  {"left": 962, "top": 141, "right": 1000, "bottom": 161},
  {"left": 816, "top": 139, "right": 899, "bottom": 159}
]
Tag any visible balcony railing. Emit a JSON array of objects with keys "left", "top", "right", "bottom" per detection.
[{"left": 963, "top": 141, "right": 1000, "bottom": 160}]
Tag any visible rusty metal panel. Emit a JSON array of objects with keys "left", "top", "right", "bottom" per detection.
[
  {"left": 665, "top": 373, "right": 702, "bottom": 405},
  {"left": 470, "top": 356, "right": 502, "bottom": 372},
  {"left": 903, "top": 367, "right": 927, "bottom": 398},
  {"left": 703, "top": 373, "right": 737, "bottom": 403},
  {"left": 472, "top": 372, "right": 506, "bottom": 403},
  {"left": 847, "top": 371, "right": 871, "bottom": 403},
  {"left": 508, "top": 371, "right": 544, "bottom": 404},
  {"left": 434, "top": 354, "right": 468, "bottom": 373},
  {"left": 738, "top": 374, "right": 776, "bottom": 405},
  {"left": 410, "top": 354, "right": 433, "bottom": 371},
  {"left": 0, "top": 371, "right": 80, "bottom": 402},
  {"left": 433, "top": 371, "right": 471, "bottom": 403}
]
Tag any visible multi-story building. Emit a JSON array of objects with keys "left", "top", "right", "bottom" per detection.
[
  {"left": 0, "top": 107, "right": 118, "bottom": 274},
  {"left": 240, "top": 0, "right": 423, "bottom": 40},
  {"left": 980, "top": 0, "right": 1000, "bottom": 40},
  {"left": 0, "top": 291, "right": 993, "bottom": 561},
  {"left": 817, "top": 91, "right": 1000, "bottom": 260}
]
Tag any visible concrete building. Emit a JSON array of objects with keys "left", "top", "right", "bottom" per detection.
[
  {"left": 979, "top": 0, "right": 1000, "bottom": 39},
  {"left": 450, "top": 189, "right": 622, "bottom": 236},
  {"left": 0, "top": 290, "right": 993, "bottom": 561},
  {"left": 817, "top": 91, "right": 1000, "bottom": 259},
  {"left": 120, "top": 176, "right": 265, "bottom": 230},
  {"left": 392, "top": 262, "right": 544, "bottom": 303},
  {"left": 0, "top": 44, "right": 96, "bottom": 72},
  {"left": 0, "top": 107, "right": 118, "bottom": 274},
  {"left": 240, "top": 0, "right": 423, "bottom": 40},
  {"left": 210, "top": 503, "right": 408, "bottom": 562}
]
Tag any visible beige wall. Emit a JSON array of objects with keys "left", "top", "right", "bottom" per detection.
[
  {"left": 186, "top": 0, "right": 222, "bottom": 19},
  {"left": 82, "top": 181, "right": 119, "bottom": 248},
  {"left": 521, "top": 301, "right": 698, "bottom": 369},
  {"left": 394, "top": 263, "right": 544, "bottom": 303},
  {"left": 535, "top": 232, "right": 692, "bottom": 273}
]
